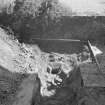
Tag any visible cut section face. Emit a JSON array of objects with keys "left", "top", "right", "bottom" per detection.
[{"left": 38, "top": 52, "right": 78, "bottom": 97}]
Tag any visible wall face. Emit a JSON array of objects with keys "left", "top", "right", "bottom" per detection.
[{"left": 59, "top": 0, "right": 105, "bottom": 16}]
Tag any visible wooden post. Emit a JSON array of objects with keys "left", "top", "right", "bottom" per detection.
[{"left": 87, "top": 40, "right": 105, "bottom": 79}]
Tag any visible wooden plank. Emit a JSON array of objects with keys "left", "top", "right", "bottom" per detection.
[{"left": 80, "top": 63, "right": 105, "bottom": 87}]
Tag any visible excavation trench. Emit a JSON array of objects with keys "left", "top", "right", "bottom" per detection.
[{"left": 0, "top": 31, "right": 102, "bottom": 105}]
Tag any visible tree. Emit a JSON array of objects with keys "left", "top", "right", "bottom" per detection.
[
  {"left": 0, "top": 0, "right": 15, "bottom": 14},
  {"left": 0, "top": 0, "right": 72, "bottom": 42}
]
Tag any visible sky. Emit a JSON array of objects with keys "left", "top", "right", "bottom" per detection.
[{"left": 59, "top": 0, "right": 105, "bottom": 16}]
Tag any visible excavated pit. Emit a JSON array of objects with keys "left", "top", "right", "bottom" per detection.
[{"left": 0, "top": 28, "right": 105, "bottom": 105}]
